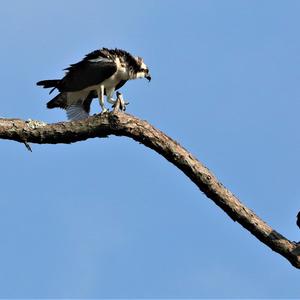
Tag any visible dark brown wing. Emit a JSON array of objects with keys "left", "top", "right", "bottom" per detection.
[{"left": 59, "top": 58, "right": 117, "bottom": 92}]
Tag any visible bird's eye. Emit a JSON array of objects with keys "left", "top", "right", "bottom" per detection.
[{"left": 141, "top": 68, "right": 148, "bottom": 73}]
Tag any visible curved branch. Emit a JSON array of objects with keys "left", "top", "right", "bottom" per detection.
[{"left": 0, "top": 110, "right": 299, "bottom": 268}]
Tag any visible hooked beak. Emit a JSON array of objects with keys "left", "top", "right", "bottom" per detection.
[{"left": 145, "top": 74, "right": 151, "bottom": 82}]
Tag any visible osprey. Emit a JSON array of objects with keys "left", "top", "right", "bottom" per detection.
[{"left": 37, "top": 48, "right": 151, "bottom": 120}]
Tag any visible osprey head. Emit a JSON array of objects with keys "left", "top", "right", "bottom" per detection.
[{"left": 134, "top": 56, "right": 151, "bottom": 81}]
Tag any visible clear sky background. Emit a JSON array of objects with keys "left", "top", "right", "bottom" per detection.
[{"left": 0, "top": 0, "right": 300, "bottom": 298}]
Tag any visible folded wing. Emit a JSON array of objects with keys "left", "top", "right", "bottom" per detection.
[{"left": 60, "top": 58, "right": 117, "bottom": 92}]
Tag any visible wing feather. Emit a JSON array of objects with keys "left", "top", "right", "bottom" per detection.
[{"left": 59, "top": 59, "right": 117, "bottom": 92}]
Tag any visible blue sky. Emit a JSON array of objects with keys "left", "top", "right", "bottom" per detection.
[{"left": 0, "top": 0, "right": 300, "bottom": 298}]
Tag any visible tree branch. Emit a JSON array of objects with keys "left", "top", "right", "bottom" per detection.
[{"left": 1, "top": 110, "right": 299, "bottom": 268}]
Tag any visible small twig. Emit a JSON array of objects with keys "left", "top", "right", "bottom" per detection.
[{"left": 23, "top": 140, "right": 32, "bottom": 152}]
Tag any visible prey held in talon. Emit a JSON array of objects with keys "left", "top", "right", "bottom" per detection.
[
  {"left": 113, "top": 91, "right": 129, "bottom": 111},
  {"left": 37, "top": 48, "right": 151, "bottom": 120}
]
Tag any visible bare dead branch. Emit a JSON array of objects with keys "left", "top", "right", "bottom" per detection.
[{"left": 0, "top": 111, "right": 299, "bottom": 268}]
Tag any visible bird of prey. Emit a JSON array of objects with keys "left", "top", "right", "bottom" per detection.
[{"left": 37, "top": 48, "right": 151, "bottom": 120}]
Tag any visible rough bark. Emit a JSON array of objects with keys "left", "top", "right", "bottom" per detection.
[{"left": 0, "top": 108, "right": 299, "bottom": 268}]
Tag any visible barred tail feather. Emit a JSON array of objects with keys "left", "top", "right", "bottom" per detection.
[
  {"left": 66, "top": 104, "right": 89, "bottom": 120},
  {"left": 46, "top": 91, "right": 95, "bottom": 121}
]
